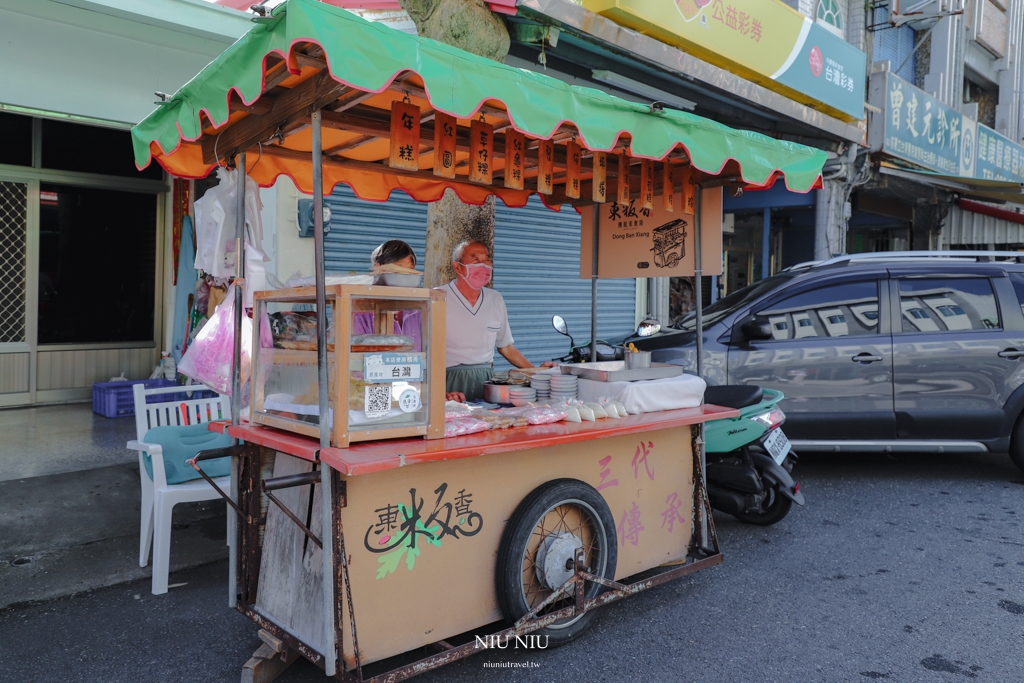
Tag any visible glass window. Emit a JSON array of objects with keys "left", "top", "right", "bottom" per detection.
[
  {"left": 1008, "top": 273, "right": 1024, "bottom": 316},
  {"left": 675, "top": 273, "right": 796, "bottom": 330},
  {"left": 37, "top": 184, "right": 156, "bottom": 343},
  {"left": 755, "top": 281, "right": 879, "bottom": 340},
  {"left": 897, "top": 278, "right": 1000, "bottom": 333},
  {"left": 817, "top": 0, "right": 843, "bottom": 28},
  {"left": 41, "top": 119, "right": 163, "bottom": 180},
  {"left": 0, "top": 112, "right": 33, "bottom": 167}
]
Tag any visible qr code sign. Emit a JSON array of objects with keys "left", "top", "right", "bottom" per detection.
[{"left": 365, "top": 385, "right": 392, "bottom": 418}]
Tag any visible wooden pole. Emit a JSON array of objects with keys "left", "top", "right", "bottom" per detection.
[
  {"left": 590, "top": 205, "right": 599, "bottom": 362},
  {"left": 311, "top": 110, "right": 338, "bottom": 677}
]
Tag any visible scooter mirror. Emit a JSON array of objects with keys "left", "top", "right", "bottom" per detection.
[
  {"left": 635, "top": 318, "right": 662, "bottom": 337},
  {"left": 552, "top": 315, "right": 569, "bottom": 336}
]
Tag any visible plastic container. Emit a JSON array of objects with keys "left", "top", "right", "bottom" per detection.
[
  {"left": 92, "top": 378, "right": 216, "bottom": 418},
  {"left": 624, "top": 351, "right": 652, "bottom": 370}
]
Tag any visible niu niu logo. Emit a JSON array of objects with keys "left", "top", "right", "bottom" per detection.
[{"left": 475, "top": 635, "right": 550, "bottom": 650}]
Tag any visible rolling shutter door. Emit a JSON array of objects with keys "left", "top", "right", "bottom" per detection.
[
  {"left": 872, "top": 8, "right": 916, "bottom": 83},
  {"left": 319, "top": 188, "right": 636, "bottom": 368},
  {"left": 493, "top": 196, "right": 636, "bottom": 369},
  {"left": 320, "top": 186, "right": 428, "bottom": 273}
]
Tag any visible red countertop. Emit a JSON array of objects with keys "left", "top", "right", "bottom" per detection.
[{"left": 210, "top": 404, "right": 738, "bottom": 477}]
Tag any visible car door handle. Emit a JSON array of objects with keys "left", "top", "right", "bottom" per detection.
[
  {"left": 998, "top": 348, "right": 1024, "bottom": 359},
  {"left": 852, "top": 353, "right": 883, "bottom": 363}
]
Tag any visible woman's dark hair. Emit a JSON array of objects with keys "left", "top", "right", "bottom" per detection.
[{"left": 371, "top": 240, "right": 417, "bottom": 267}]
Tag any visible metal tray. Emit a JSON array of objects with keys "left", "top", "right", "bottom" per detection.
[{"left": 560, "top": 361, "right": 683, "bottom": 383}]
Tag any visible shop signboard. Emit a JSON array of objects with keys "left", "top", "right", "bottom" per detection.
[
  {"left": 581, "top": 0, "right": 866, "bottom": 121},
  {"left": 869, "top": 71, "right": 1024, "bottom": 183},
  {"left": 579, "top": 188, "right": 724, "bottom": 279}
]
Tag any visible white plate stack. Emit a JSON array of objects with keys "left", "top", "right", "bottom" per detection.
[
  {"left": 548, "top": 374, "right": 578, "bottom": 400},
  {"left": 508, "top": 386, "right": 537, "bottom": 406},
  {"left": 530, "top": 374, "right": 551, "bottom": 401}
]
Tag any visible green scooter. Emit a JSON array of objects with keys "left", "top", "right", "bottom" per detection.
[{"left": 702, "top": 385, "right": 804, "bottom": 525}]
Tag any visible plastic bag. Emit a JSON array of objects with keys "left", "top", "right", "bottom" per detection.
[
  {"left": 445, "top": 418, "right": 491, "bottom": 438},
  {"left": 178, "top": 284, "right": 271, "bottom": 396},
  {"left": 522, "top": 407, "right": 568, "bottom": 425}
]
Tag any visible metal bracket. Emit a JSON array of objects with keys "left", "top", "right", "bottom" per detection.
[
  {"left": 188, "top": 445, "right": 246, "bottom": 517},
  {"left": 262, "top": 471, "right": 323, "bottom": 549}
]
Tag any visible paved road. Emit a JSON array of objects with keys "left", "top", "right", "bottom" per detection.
[{"left": 2, "top": 450, "right": 1023, "bottom": 683}]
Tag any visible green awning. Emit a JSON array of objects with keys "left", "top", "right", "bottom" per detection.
[
  {"left": 879, "top": 163, "right": 1024, "bottom": 204},
  {"left": 131, "top": 0, "right": 826, "bottom": 204}
]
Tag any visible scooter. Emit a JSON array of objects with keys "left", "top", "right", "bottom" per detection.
[
  {"left": 551, "top": 315, "right": 803, "bottom": 526},
  {"left": 702, "top": 385, "right": 804, "bottom": 525}
]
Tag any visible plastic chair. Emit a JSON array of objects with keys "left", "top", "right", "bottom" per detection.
[{"left": 126, "top": 383, "right": 232, "bottom": 595}]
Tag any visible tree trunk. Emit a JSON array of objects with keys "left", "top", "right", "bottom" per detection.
[{"left": 396, "top": 0, "right": 510, "bottom": 285}]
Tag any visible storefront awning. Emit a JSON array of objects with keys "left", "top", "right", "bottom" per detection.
[
  {"left": 878, "top": 162, "right": 1024, "bottom": 205},
  {"left": 131, "top": 0, "right": 826, "bottom": 205}
]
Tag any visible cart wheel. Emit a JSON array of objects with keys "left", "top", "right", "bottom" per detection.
[
  {"left": 495, "top": 479, "right": 617, "bottom": 647},
  {"left": 667, "top": 254, "right": 680, "bottom": 268}
]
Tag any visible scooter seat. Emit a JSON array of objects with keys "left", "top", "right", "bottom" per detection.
[{"left": 703, "top": 385, "right": 763, "bottom": 409}]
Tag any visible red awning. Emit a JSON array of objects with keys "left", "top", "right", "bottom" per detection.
[{"left": 957, "top": 198, "right": 1024, "bottom": 227}]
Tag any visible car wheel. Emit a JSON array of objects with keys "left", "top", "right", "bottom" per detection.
[{"left": 1009, "top": 415, "right": 1024, "bottom": 473}]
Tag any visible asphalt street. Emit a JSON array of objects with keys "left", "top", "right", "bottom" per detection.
[{"left": 1, "top": 450, "right": 1022, "bottom": 683}]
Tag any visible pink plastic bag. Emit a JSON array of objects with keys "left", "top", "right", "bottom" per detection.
[{"left": 179, "top": 284, "right": 271, "bottom": 396}]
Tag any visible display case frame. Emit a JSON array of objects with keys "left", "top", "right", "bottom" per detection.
[{"left": 250, "top": 284, "right": 446, "bottom": 448}]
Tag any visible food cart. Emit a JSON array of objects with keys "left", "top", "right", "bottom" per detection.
[{"left": 130, "top": 1, "right": 826, "bottom": 679}]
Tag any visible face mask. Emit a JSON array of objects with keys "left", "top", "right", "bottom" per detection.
[{"left": 459, "top": 263, "right": 493, "bottom": 290}]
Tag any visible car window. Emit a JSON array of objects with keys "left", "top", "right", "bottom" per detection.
[
  {"left": 675, "top": 273, "right": 795, "bottom": 330},
  {"left": 1009, "top": 273, "right": 1024, "bottom": 316},
  {"left": 755, "top": 281, "right": 879, "bottom": 340},
  {"left": 897, "top": 278, "right": 1000, "bottom": 333}
]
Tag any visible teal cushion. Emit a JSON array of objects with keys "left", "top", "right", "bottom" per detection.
[{"left": 142, "top": 423, "right": 234, "bottom": 485}]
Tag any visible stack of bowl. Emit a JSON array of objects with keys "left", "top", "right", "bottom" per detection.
[
  {"left": 549, "top": 374, "right": 578, "bottom": 400},
  {"left": 508, "top": 386, "right": 537, "bottom": 406},
  {"left": 530, "top": 374, "right": 551, "bottom": 401}
]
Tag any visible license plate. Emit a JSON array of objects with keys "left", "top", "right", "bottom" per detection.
[{"left": 762, "top": 429, "right": 791, "bottom": 465}]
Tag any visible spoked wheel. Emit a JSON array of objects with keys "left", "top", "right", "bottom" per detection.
[
  {"left": 732, "top": 483, "right": 793, "bottom": 526},
  {"left": 495, "top": 479, "right": 617, "bottom": 647}
]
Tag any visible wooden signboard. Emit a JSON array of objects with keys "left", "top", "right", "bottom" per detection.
[
  {"left": 433, "top": 112, "right": 457, "bottom": 179},
  {"left": 579, "top": 186, "right": 724, "bottom": 279},
  {"left": 662, "top": 163, "right": 675, "bottom": 212},
  {"left": 469, "top": 120, "right": 494, "bottom": 185},
  {"left": 592, "top": 151, "right": 607, "bottom": 203},
  {"left": 682, "top": 167, "right": 696, "bottom": 214},
  {"left": 537, "top": 139, "right": 554, "bottom": 195},
  {"left": 565, "top": 140, "right": 582, "bottom": 199},
  {"left": 389, "top": 100, "right": 420, "bottom": 171},
  {"left": 504, "top": 129, "right": 525, "bottom": 190},
  {"left": 617, "top": 152, "right": 630, "bottom": 205},
  {"left": 640, "top": 159, "right": 654, "bottom": 210}
]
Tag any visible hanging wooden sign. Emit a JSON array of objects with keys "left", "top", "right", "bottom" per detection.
[
  {"left": 389, "top": 100, "right": 420, "bottom": 171},
  {"left": 640, "top": 159, "right": 655, "bottom": 210},
  {"left": 433, "top": 112, "right": 457, "bottom": 179},
  {"left": 537, "top": 139, "right": 555, "bottom": 195},
  {"left": 469, "top": 119, "right": 494, "bottom": 185},
  {"left": 504, "top": 129, "right": 525, "bottom": 190},
  {"left": 662, "top": 162, "right": 675, "bottom": 212},
  {"left": 565, "top": 140, "right": 582, "bottom": 199},
  {"left": 617, "top": 152, "right": 630, "bottom": 205},
  {"left": 592, "top": 151, "right": 607, "bottom": 203},
  {"left": 682, "top": 167, "right": 697, "bottom": 214}
]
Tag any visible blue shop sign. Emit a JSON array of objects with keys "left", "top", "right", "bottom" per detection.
[{"left": 869, "top": 71, "right": 1024, "bottom": 183}]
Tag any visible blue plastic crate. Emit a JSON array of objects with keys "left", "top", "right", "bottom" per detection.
[{"left": 91, "top": 379, "right": 217, "bottom": 418}]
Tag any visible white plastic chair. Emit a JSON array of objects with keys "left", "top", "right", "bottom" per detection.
[{"left": 126, "top": 383, "right": 231, "bottom": 595}]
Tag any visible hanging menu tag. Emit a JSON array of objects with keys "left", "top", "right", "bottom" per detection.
[
  {"left": 433, "top": 112, "right": 457, "bottom": 179},
  {"left": 617, "top": 152, "right": 631, "bottom": 205},
  {"left": 566, "top": 140, "right": 582, "bottom": 199},
  {"left": 662, "top": 162, "right": 675, "bottom": 212},
  {"left": 640, "top": 159, "right": 654, "bottom": 210},
  {"left": 504, "top": 129, "right": 525, "bottom": 190},
  {"left": 389, "top": 100, "right": 420, "bottom": 171},
  {"left": 537, "top": 139, "right": 554, "bottom": 195},
  {"left": 592, "top": 151, "right": 607, "bottom": 203},
  {"left": 469, "top": 119, "right": 494, "bottom": 185}
]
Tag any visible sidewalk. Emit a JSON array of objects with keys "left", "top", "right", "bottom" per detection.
[{"left": 0, "top": 403, "right": 228, "bottom": 610}]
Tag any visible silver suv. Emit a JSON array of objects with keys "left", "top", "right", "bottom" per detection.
[{"left": 632, "top": 252, "right": 1024, "bottom": 472}]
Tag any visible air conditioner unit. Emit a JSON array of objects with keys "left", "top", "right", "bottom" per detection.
[{"left": 890, "top": 0, "right": 964, "bottom": 29}]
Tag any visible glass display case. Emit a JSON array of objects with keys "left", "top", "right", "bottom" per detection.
[{"left": 251, "top": 285, "right": 446, "bottom": 448}]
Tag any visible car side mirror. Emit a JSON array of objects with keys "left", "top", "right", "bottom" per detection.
[{"left": 740, "top": 317, "right": 773, "bottom": 341}]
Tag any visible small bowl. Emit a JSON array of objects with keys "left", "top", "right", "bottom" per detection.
[
  {"left": 377, "top": 273, "right": 424, "bottom": 287},
  {"left": 511, "top": 398, "right": 533, "bottom": 407}
]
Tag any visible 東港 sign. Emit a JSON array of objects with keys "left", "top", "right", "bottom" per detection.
[
  {"left": 868, "top": 71, "right": 1024, "bottom": 183},
  {"left": 581, "top": 0, "right": 866, "bottom": 121}
]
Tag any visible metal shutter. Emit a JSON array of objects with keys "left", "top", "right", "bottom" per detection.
[
  {"left": 319, "top": 187, "right": 428, "bottom": 273},
  {"left": 493, "top": 196, "right": 636, "bottom": 369},
  {"left": 318, "top": 188, "right": 636, "bottom": 368}
]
